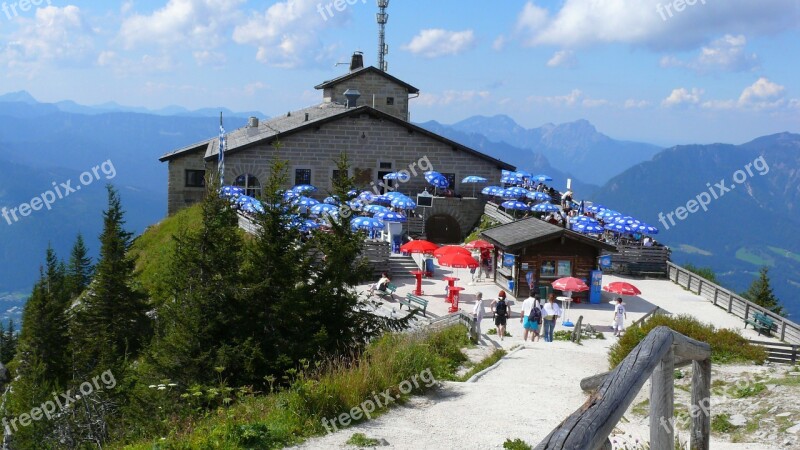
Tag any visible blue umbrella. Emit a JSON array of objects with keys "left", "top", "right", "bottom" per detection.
[
  {"left": 424, "top": 171, "right": 449, "bottom": 189},
  {"left": 237, "top": 196, "right": 264, "bottom": 214},
  {"left": 383, "top": 172, "right": 411, "bottom": 182},
  {"left": 633, "top": 222, "right": 659, "bottom": 235},
  {"left": 301, "top": 219, "right": 320, "bottom": 231},
  {"left": 587, "top": 204, "right": 606, "bottom": 213},
  {"left": 614, "top": 216, "right": 641, "bottom": 226},
  {"left": 375, "top": 211, "right": 407, "bottom": 222},
  {"left": 481, "top": 186, "right": 504, "bottom": 196},
  {"left": 385, "top": 191, "right": 406, "bottom": 199},
  {"left": 605, "top": 223, "right": 633, "bottom": 234},
  {"left": 351, "top": 216, "right": 384, "bottom": 231},
  {"left": 532, "top": 203, "right": 560, "bottom": 213},
  {"left": 570, "top": 216, "right": 598, "bottom": 224},
  {"left": 323, "top": 196, "right": 340, "bottom": 205},
  {"left": 310, "top": 203, "right": 336, "bottom": 216},
  {"left": 364, "top": 204, "right": 389, "bottom": 214},
  {"left": 294, "top": 196, "right": 319, "bottom": 208},
  {"left": 597, "top": 209, "right": 622, "bottom": 219},
  {"left": 292, "top": 184, "right": 317, "bottom": 194},
  {"left": 502, "top": 187, "right": 530, "bottom": 199},
  {"left": 283, "top": 190, "right": 299, "bottom": 201},
  {"left": 220, "top": 185, "right": 245, "bottom": 198},
  {"left": 501, "top": 200, "right": 529, "bottom": 211},
  {"left": 574, "top": 223, "right": 604, "bottom": 234},
  {"left": 358, "top": 191, "right": 375, "bottom": 202},
  {"left": 347, "top": 200, "right": 365, "bottom": 211},
  {"left": 514, "top": 171, "right": 532, "bottom": 180},
  {"left": 391, "top": 196, "right": 417, "bottom": 209},
  {"left": 501, "top": 170, "right": 513, "bottom": 177},
  {"left": 347, "top": 189, "right": 359, "bottom": 197},
  {"left": 526, "top": 191, "right": 552, "bottom": 202},
  {"left": 371, "top": 195, "right": 392, "bottom": 205},
  {"left": 462, "top": 176, "right": 488, "bottom": 197},
  {"left": 501, "top": 174, "right": 519, "bottom": 184},
  {"left": 531, "top": 174, "right": 553, "bottom": 182}
]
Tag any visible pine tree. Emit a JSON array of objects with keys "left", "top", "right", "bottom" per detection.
[
  {"left": 0, "top": 319, "right": 18, "bottom": 364},
  {"left": 66, "top": 233, "right": 94, "bottom": 299},
  {"left": 743, "top": 266, "right": 784, "bottom": 316}
]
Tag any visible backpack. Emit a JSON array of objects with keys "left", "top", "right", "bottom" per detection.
[
  {"left": 529, "top": 305, "right": 542, "bottom": 324},
  {"left": 495, "top": 300, "right": 508, "bottom": 317}
]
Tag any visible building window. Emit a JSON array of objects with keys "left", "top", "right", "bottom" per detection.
[
  {"left": 185, "top": 170, "right": 206, "bottom": 188},
  {"left": 441, "top": 173, "right": 456, "bottom": 190},
  {"left": 386, "top": 97, "right": 395, "bottom": 105},
  {"left": 233, "top": 174, "right": 261, "bottom": 197},
  {"left": 295, "top": 169, "right": 312, "bottom": 186},
  {"left": 379, "top": 162, "right": 393, "bottom": 170},
  {"left": 557, "top": 260, "right": 572, "bottom": 277},
  {"left": 541, "top": 260, "right": 556, "bottom": 278}
]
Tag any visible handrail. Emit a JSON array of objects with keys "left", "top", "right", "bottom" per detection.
[
  {"left": 667, "top": 262, "right": 800, "bottom": 344},
  {"left": 536, "top": 326, "right": 712, "bottom": 450},
  {"left": 427, "top": 311, "right": 477, "bottom": 341},
  {"left": 484, "top": 202, "right": 514, "bottom": 224},
  {"left": 630, "top": 306, "right": 668, "bottom": 329}
]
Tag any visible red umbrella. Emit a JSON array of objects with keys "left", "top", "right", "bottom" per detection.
[
  {"left": 464, "top": 239, "right": 494, "bottom": 250},
  {"left": 399, "top": 240, "right": 439, "bottom": 254},
  {"left": 552, "top": 277, "right": 589, "bottom": 292},
  {"left": 604, "top": 282, "right": 641, "bottom": 296},
  {"left": 437, "top": 253, "right": 479, "bottom": 269},
  {"left": 433, "top": 245, "right": 471, "bottom": 259}
]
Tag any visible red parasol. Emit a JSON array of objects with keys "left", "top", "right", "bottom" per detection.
[
  {"left": 603, "top": 282, "right": 641, "bottom": 296},
  {"left": 433, "top": 245, "right": 471, "bottom": 259},
  {"left": 552, "top": 277, "right": 589, "bottom": 292},
  {"left": 464, "top": 239, "right": 494, "bottom": 250},
  {"left": 399, "top": 240, "right": 439, "bottom": 254},
  {"left": 437, "top": 253, "right": 479, "bottom": 269}
]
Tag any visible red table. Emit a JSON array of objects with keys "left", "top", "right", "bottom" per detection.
[
  {"left": 443, "top": 276, "right": 460, "bottom": 302},
  {"left": 448, "top": 286, "right": 465, "bottom": 313},
  {"left": 410, "top": 270, "right": 425, "bottom": 296}
]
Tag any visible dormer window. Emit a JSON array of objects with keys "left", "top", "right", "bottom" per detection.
[{"left": 386, "top": 97, "right": 395, "bottom": 105}]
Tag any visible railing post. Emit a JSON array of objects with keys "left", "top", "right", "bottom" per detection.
[
  {"left": 691, "top": 358, "right": 711, "bottom": 450},
  {"left": 727, "top": 293, "right": 733, "bottom": 313},
  {"left": 781, "top": 322, "right": 787, "bottom": 342},
  {"left": 712, "top": 288, "right": 718, "bottom": 306},
  {"left": 650, "top": 347, "right": 675, "bottom": 449},
  {"left": 697, "top": 279, "right": 703, "bottom": 296},
  {"left": 744, "top": 303, "right": 750, "bottom": 322}
]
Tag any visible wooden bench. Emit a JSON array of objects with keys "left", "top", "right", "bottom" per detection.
[
  {"left": 399, "top": 293, "right": 429, "bottom": 316},
  {"left": 744, "top": 312, "right": 775, "bottom": 337},
  {"left": 375, "top": 282, "right": 397, "bottom": 300}
]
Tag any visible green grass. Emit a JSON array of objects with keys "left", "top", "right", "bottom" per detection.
[
  {"left": 729, "top": 382, "right": 766, "bottom": 398},
  {"left": 114, "top": 325, "right": 471, "bottom": 449},
  {"left": 457, "top": 349, "right": 506, "bottom": 381},
  {"left": 346, "top": 433, "right": 380, "bottom": 447},
  {"left": 608, "top": 315, "right": 767, "bottom": 369},
  {"left": 503, "top": 438, "right": 532, "bottom": 450},
  {"left": 711, "top": 414, "right": 734, "bottom": 433},
  {"left": 735, "top": 247, "right": 775, "bottom": 267},
  {"left": 631, "top": 399, "right": 649, "bottom": 417},
  {"left": 487, "top": 328, "right": 511, "bottom": 337}
]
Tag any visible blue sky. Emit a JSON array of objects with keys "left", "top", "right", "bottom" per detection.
[{"left": 0, "top": 0, "right": 798, "bottom": 146}]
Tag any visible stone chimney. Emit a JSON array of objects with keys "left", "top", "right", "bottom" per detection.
[{"left": 350, "top": 51, "right": 364, "bottom": 72}]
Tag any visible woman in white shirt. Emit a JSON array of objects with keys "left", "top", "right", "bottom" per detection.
[{"left": 541, "top": 294, "right": 562, "bottom": 342}]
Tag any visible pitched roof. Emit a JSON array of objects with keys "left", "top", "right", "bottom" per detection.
[
  {"left": 314, "top": 66, "right": 420, "bottom": 94},
  {"left": 480, "top": 217, "right": 617, "bottom": 252},
  {"left": 159, "top": 104, "right": 515, "bottom": 171}
]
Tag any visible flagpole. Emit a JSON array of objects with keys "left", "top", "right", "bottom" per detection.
[{"left": 218, "top": 112, "right": 225, "bottom": 186}]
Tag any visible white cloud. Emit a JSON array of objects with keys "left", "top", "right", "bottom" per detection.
[
  {"left": 546, "top": 50, "right": 577, "bottom": 68},
  {"left": 662, "top": 88, "right": 704, "bottom": 107},
  {"left": 193, "top": 50, "right": 227, "bottom": 67},
  {"left": 416, "top": 90, "right": 490, "bottom": 107},
  {"left": 700, "top": 100, "right": 736, "bottom": 110},
  {"left": 118, "top": 0, "right": 244, "bottom": 50},
  {"left": 527, "top": 89, "right": 607, "bottom": 108},
  {"left": 624, "top": 99, "right": 651, "bottom": 109},
  {"left": 403, "top": 29, "right": 476, "bottom": 58},
  {"left": 232, "top": 0, "right": 340, "bottom": 68},
  {"left": 0, "top": 6, "right": 94, "bottom": 73},
  {"left": 514, "top": 0, "right": 798, "bottom": 51},
  {"left": 661, "top": 35, "right": 759, "bottom": 73},
  {"left": 492, "top": 35, "right": 508, "bottom": 51},
  {"left": 738, "top": 77, "right": 786, "bottom": 109}
]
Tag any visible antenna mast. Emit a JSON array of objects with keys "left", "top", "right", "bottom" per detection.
[{"left": 377, "top": 0, "right": 389, "bottom": 71}]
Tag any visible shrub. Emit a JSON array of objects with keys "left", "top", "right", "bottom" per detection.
[
  {"left": 608, "top": 315, "right": 767, "bottom": 369},
  {"left": 503, "top": 438, "right": 532, "bottom": 450},
  {"left": 346, "top": 433, "right": 380, "bottom": 447}
]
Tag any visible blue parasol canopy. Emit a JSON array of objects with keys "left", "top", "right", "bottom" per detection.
[
  {"left": 574, "top": 223, "right": 604, "bottom": 234},
  {"left": 481, "top": 186, "right": 504, "bottom": 196},
  {"left": 310, "top": 203, "right": 337, "bottom": 216},
  {"left": 632, "top": 222, "right": 659, "bottom": 235},
  {"left": 357, "top": 191, "right": 375, "bottom": 202},
  {"left": 605, "top": 223, "right": 634, "bottom": 234},
  {"left": 351, "top": 216, "right": 384, "bottom": 231},
  {"left": 294, "top": 196, "right": 319, "bottom": 207},
  {"left": 220, "top": 185, "right": 245, "bottom": 198},
  {"left": 424, "top": 171, "right": 449, "bottom": 188},
  {"left": 526, "top": 191, "right": 551, "bottom": 202},
  {"left": 462, "top": 176, "right": 488, "bottom": 183},
  {"left": 390, "top": 196, "right": 416, "bottom": 209},
  {"left": 364, "top": 204, "right": 389, "bottom": 214},
  {"left": 531, "top": 174, "right": 553, "bottom": 182},
  {"left": 587, "top": 204, "right": 606, "bottom": 213},
  {"left": 323, "top": 196, "right": 340, "bottom": 205},
  {"left": 382, "top": 172, "right": 411, "bottom": 182},
  {"left": 502, "top": 187, "right": 530, "bottom": 199},
  {"left": 292, "top": 184, "right": 317, "bottom": 194},
  {"left": 531, "top": 203, "right": 560, "bottom": 213},
  {"left": 375, "top": 211, "right": 407, "bottom": 222},
  {"left": 501, "top": 200, "right": 529, "bottom": 211}
]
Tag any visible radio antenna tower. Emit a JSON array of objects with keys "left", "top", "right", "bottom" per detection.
[{"left": 377, "top": 0, "right": 389, "bottom": 71}]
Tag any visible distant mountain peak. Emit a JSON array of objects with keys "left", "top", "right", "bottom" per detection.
[{"left": 0, "top": 90, "right": 38, "bottom": 104}]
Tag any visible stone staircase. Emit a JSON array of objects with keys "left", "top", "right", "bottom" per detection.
[{"left": 387, "top": 254, "right": 420, "bottom": 278}]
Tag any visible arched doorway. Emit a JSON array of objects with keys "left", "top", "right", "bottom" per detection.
[{"left": 425, "top": 214, "right": 461, "bottom": 244}]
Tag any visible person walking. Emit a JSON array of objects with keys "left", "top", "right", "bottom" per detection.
[
  {"left": 541, "top": 293, "right": 562, "bottom": 342},
  {"left": 520, "top": 294, "right": 542, "bottom": 342},
  {"left": 472, "top": 292, "right": 485, "bottom": 343},
  {"left": 613, "top": 297, "right": 627, "bottom": 337},
  {"left": 491, "top": 291, "right": 511, "bottom": 341}
]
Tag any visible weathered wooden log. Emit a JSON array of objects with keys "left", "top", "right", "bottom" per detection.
[
  {"left": 536, "top": 326, "right": 675, "bottom": 450},
  {"left": 671, "top": 331, "right": 711, "bottom": 361},
  {"left": 571, "top": 316, "right": 584, "bottom": 343},
  {"left": 580, "top": 357, "right": 693, "bottom": 392},
  {"left": 650, "top": 347, "right": 675, "bottom": 448},
  {"left": 690, "top": 358, "right": 711, "bottom": 450}
]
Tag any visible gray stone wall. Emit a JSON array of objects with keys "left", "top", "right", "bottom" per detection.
[
  {"left": 322, "top": 71, "right": 409, "bottom": 120},
  {"left": 166, "top": 147, "right": 207, "bottom": 214}
]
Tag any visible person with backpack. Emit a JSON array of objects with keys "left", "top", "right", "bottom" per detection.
[
  {"left": 491, "top": 291, "right": 511, "bottom": 341},
  {"left": 541, "top": 293, "right": 562, "bottom": 342},
  {"left": 521, "top": 294, "right": 542, "bottom": 342}
]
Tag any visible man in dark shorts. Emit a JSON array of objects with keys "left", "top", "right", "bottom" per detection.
[{"left": 491, "top": 291, "right": 511, "bottom": 341}]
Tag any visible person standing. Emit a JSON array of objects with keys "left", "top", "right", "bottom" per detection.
[
  {"left": 472, "top": 292, "right": 485, "bottom": 343},
  {"left": 613, "top": 297, "right": 627, "bottom": 337},
  {"left": 491, "top": 291, "right": 511, "bottom": 341},
  {"left": 541, "top": 293, "right": 562, "bottom": 342},
  {"left": 520, "top": 294, "right": 542, "bottom": 342}
]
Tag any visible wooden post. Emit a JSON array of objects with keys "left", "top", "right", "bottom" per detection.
[
  {"left": 691, "top": 358, "right": 711, "bottom": 450},
  {"left": 744, "top": 303, "right": 750, "bottom": 322},
  {"left": 712, "top": 288, "right": 718, "bottom": 306},
  {"left": 780, "top": 322, "right": 787, "bottom": 342},
  {"left": 650, "top": 347, "right": 675, "bottom": 449},
  {"left": 697, "top": 278, "right": 703, "bottom": 296},
  {"left": 727, "top": 294, "right": 733, "bottom": 313},
  {"left": 572, "top": 315, "right": 584, "bottom": 343}
]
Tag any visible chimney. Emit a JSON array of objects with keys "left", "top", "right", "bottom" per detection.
[
  {"left": 350, "top": 51, "right": 364, "bottom": 72},
  {"left": 304, "top": 112, "right": 309, "bottom": 122},
  {"left": 248, "top": 117, "right": 259, "bottom": 128},
  {"left": 343, "top": 89, "right": 361, "bottom": 108}
]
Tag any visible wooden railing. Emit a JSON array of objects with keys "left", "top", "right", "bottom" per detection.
[
  {"left": 427, "top": 311, "right": 477, "bottom": 342},
  {"left": 749, "top": 340, "right": 799, "bottom": 365},
  {"left": 630, "top": 306, "right": 670, "bottom": 328},
  {"left": 538, "top": 326, "right": 712, "bottom": 450},
  {"left": 484, "top": 202, "right": 514, "bottom": 224},
  {"left": 668, "top": 262, "right": 800, "bottom": 344},
  {"left": 602, "top": 244, "right": 672, "bottom": 277}
]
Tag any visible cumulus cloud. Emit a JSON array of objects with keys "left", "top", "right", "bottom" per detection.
[
  {"left": 624, "top": 99, "right": 651, "bottom": 109},
  {"left": 662, "top": 88, "right": 704, "bottom": 107},
  {"left": 403, "top": 29, "right": 476, "bottom": 58},
  {"left": 738, "top": 77, "right": 786, "bottom": 109},
  {"left": 193, "top": 50, "right": 227, "bottom": 67},
  {"left": 546, "top": 50, "right": 577, "bottom": 68},
  {"left": 514, "top": 0, "right": 798, "bottom": 51},
  {"left": 527, "top": 89, "right": 607, "bottom": 108},
  {"left": 661, "top": 35, "right": 759, "bottom": 73}
]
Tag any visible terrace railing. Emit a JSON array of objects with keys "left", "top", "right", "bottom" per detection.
[
  {"left": 484, "top": 202, "right": 515, "bottom": 224},
  {"left": 427, "top": 311, "right": 478, "bottom": 342},
  {"left": 668, "top": 262, "right": 800, "bottom": 344},
  {"left": 602, "top": 244, "right": 672, "bottom": 277},
  {"left": 538, "top": 326, "right": 712, "bottom": 450}
]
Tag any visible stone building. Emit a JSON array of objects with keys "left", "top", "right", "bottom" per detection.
[{"left": 159, "top": 53, "right": 515, "bottom": 242}]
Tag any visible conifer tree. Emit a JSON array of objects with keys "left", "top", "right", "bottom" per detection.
[
  {"left": 0, "top": 320, "right": 18, "bottom": 364},
  {"left": 66, "top": 233, "right": 94, "bottom": 299},
  {"left": 743, "top": 266, "right": 784, "bottom": 316}
]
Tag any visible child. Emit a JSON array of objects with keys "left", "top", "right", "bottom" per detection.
[{"left": 613, "top": 297, "right": 627, "bottom": 337}]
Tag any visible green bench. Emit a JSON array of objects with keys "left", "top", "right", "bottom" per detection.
[
  {"left": 399, "top": 293, "right": 429, "bottom": 316},
  {"left": 375, "top": 282, "right": 397, "bottom": 300},
  {"left": 745, "top": 312, "right": 775, "bottom": 337}
]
